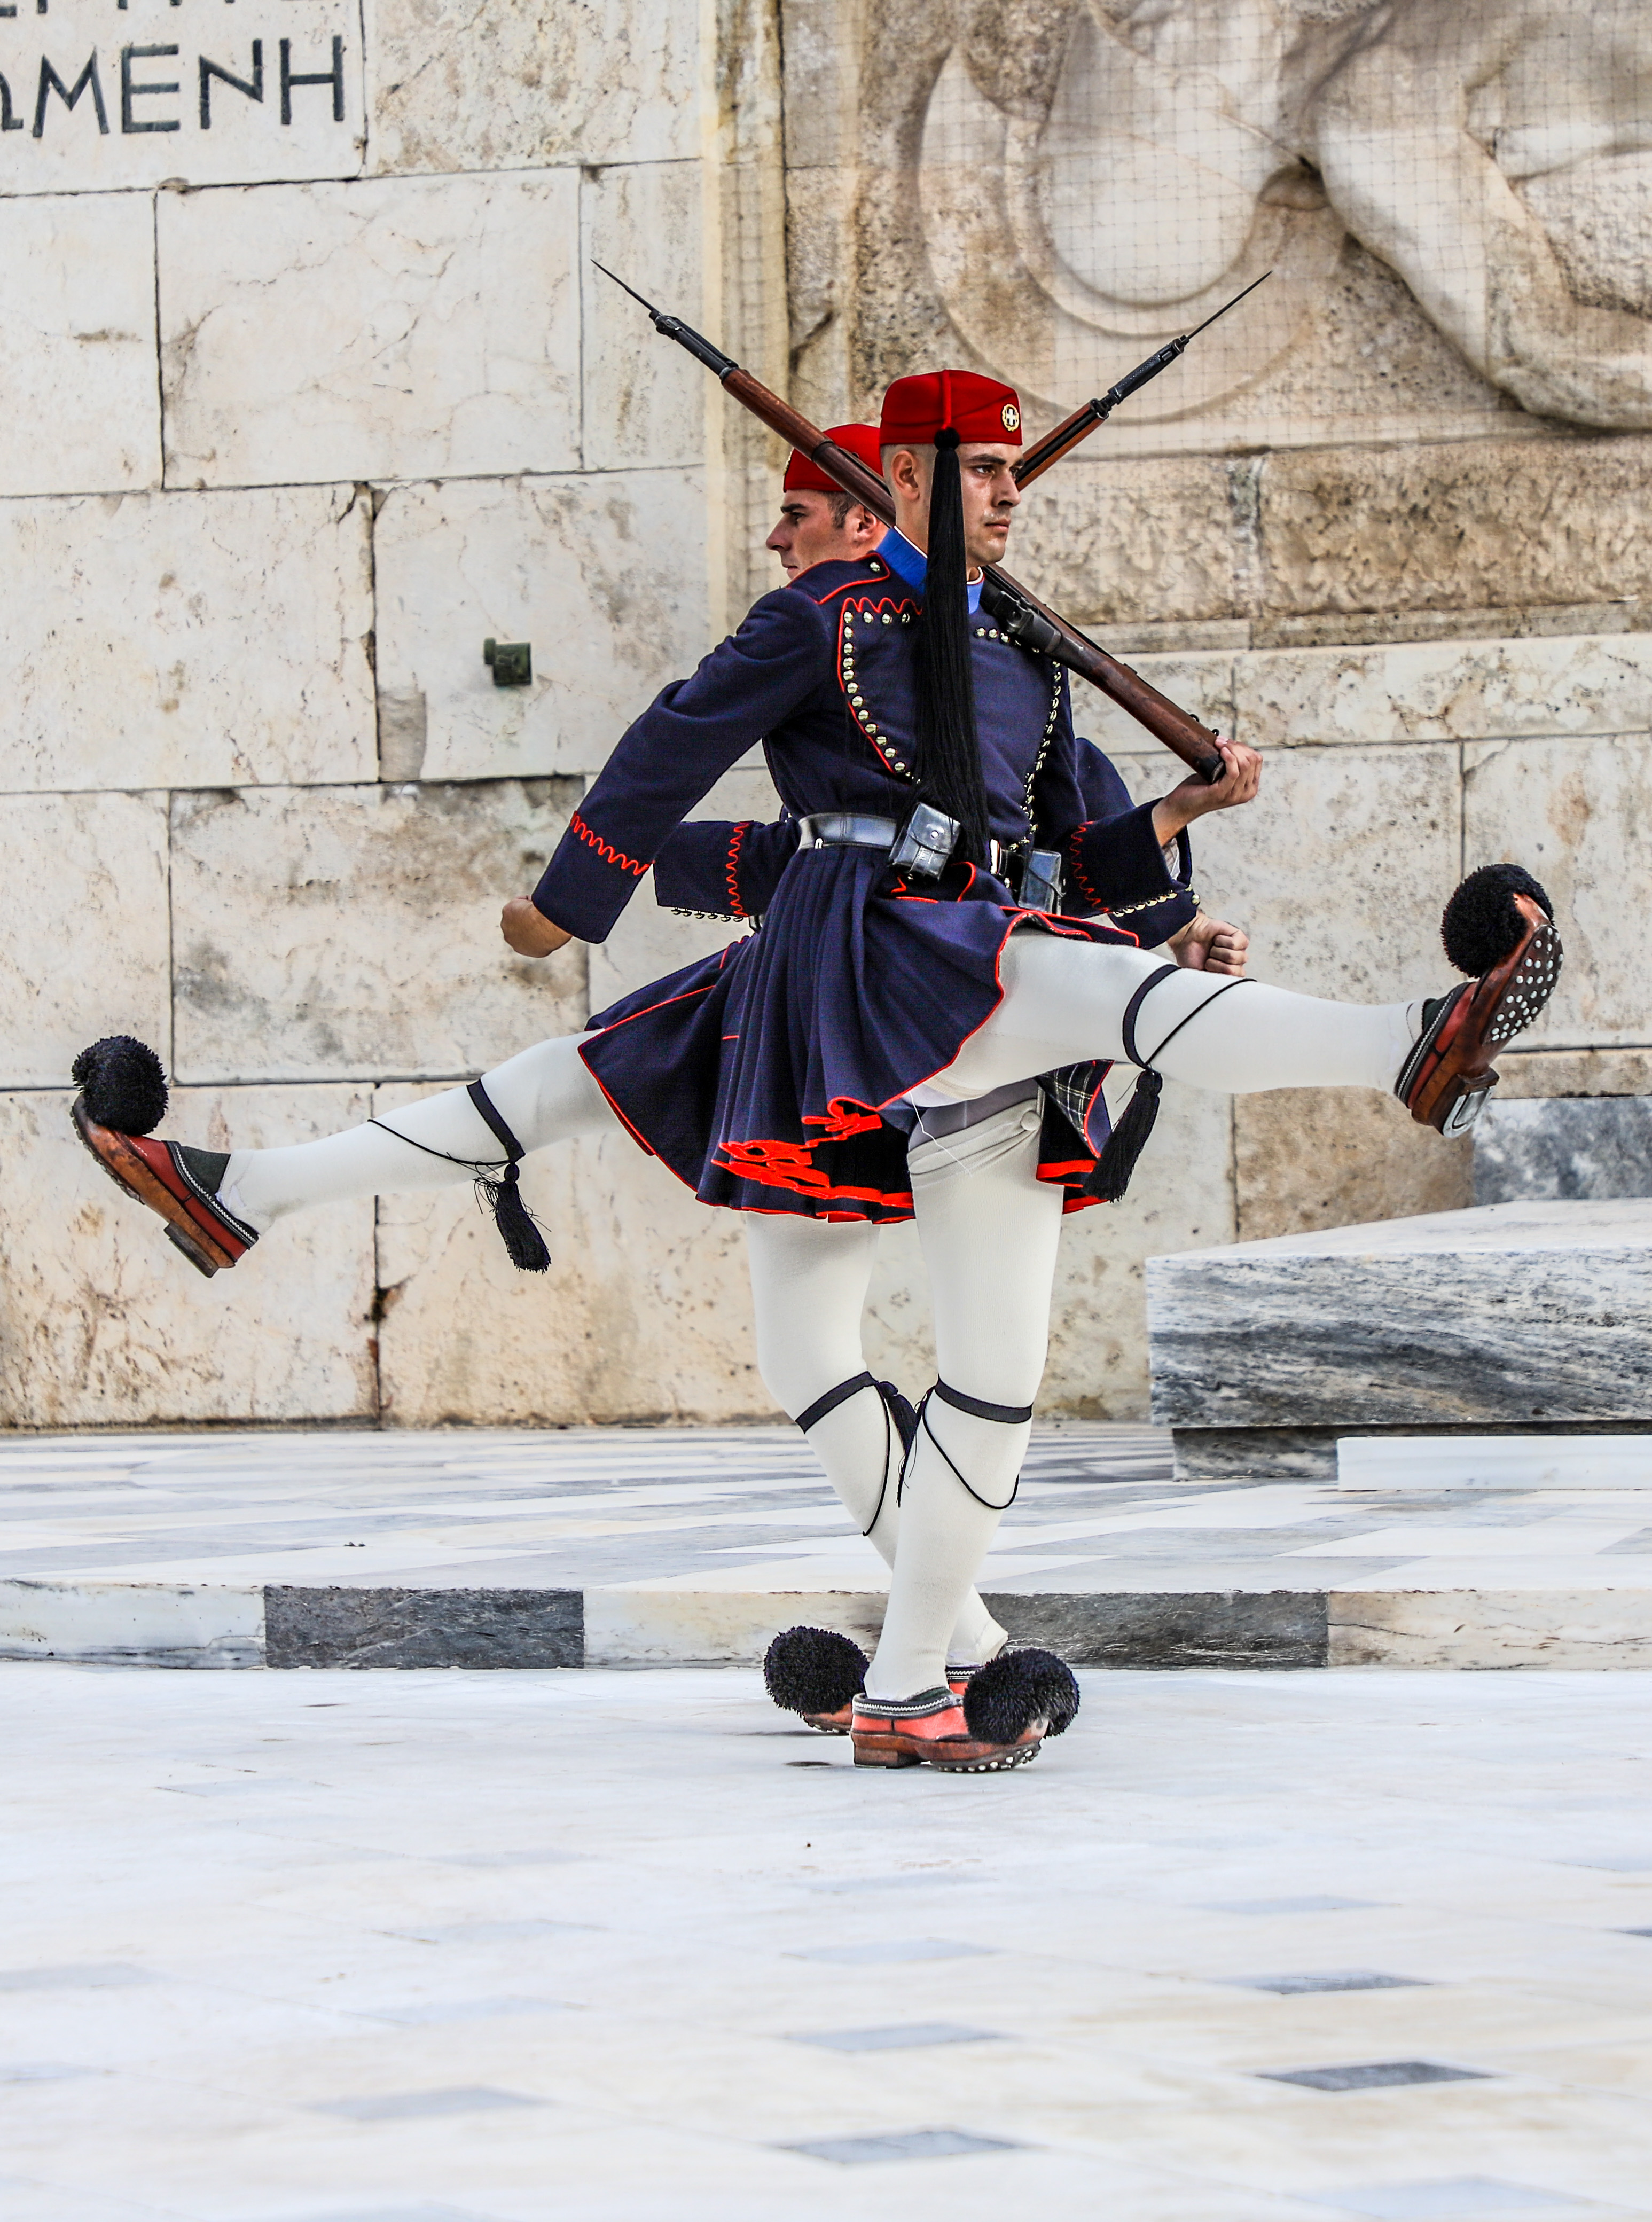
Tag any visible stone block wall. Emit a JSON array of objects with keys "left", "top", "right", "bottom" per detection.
[
  {"left": 7, "top": 0, "right": 1652, "bottom": 1430},
  {"left": 0, "top": 0, "right": 794, "bottom": 1430}
]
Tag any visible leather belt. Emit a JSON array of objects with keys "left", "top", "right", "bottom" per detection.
[
  {"left": 794, "top": 813, "right": 1062, "bottom": 911},
  {"left": 795, "top": 813, "right": 901, "bottom": 850}
]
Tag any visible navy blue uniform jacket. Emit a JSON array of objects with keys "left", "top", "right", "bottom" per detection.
[{"left": 530, "top": 555, "right": 1195, "bottom": 1221}]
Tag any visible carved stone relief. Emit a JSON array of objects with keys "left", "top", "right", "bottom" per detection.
[{"left": 799, "top": 0, "right": 1652, "bottom": 446}]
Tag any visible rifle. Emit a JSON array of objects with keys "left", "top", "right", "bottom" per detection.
[
  {"left": 594, "top": 267, "right": 1261, "bottom": 785},
  {"left": 1012, "top": 272, "right": 1271, "bottom": 484}
]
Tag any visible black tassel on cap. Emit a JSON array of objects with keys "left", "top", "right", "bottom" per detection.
[
  {"left": 465, "top": 1081, "right": 551, "bottom": 1273},
  {"left": 914, "top": 427, "right": 993, "bottom": 864},
  {"left": 1082, "top": 1068, "right": 1162, "bottom": 1203}
]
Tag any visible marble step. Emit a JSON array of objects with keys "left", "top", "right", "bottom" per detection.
[
  {"left": 1338, "top": 1434, "right": 1652, "bottom": 1490},
  {"left": 1148, "top": 1198, "right": 1652, "bottom": 1482},
  {"left": 4, "top": 1575, "right": 1651, "bottom": 1673}
]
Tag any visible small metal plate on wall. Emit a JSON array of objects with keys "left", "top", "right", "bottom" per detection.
[{"left": 483, "top": 639, "right": 533, "bottom": 687}]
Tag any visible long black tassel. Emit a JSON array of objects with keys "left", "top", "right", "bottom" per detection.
[
  {"left": 876, "top": 1378, "right": 919, "bottom": 1454},
  {"left": 474, "top": 1159, "right": 551, "bottom": 1273},
  {"left": 914, "top": 428, "right": 993, "bottom": 864},
  {"left": 1082, "top": 1069, "right": 1162, "bottom": 1203},
  {"left": 464, "top": 1081, "right": 551, "bottom": 1272}
]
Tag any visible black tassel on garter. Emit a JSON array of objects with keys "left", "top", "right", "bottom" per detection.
[
  {"left": 1082, "top": 1068, "right": 1162, "bottom": 1204},
  {"left": 463, "top": 1080, "right": 551, "bottom": 1273},
  {"left": 475, "top": 1160, "right": 551, "bottom": 1274}
]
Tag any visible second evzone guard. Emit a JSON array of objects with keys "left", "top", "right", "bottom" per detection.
[{"left": 69, "top": 372, "right": 1562, "bottom": 1773}]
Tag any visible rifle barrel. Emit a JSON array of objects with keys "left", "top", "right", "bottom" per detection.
[{"left": 602, "top": 272, "right": 1228, "bottom": 782}]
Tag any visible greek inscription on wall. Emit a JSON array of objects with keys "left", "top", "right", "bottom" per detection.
[{"left": 0, "top": 0, "right": 363, "bottom": 191}]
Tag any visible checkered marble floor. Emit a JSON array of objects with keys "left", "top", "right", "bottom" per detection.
[
  {"left": 3, "top": 1663, "right": 1650, "bottom": 2220},
  {"left": 3, "top": 1422, "right": 1651, "bottom": 1595}
]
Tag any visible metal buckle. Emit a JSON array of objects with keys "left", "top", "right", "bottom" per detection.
[{"left": 1441, "top": 1076, "right": 1497, "bottom": 1137}]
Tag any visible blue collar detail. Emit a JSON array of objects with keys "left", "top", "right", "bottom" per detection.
[{"left": 879, "top": 528, "right": 985, "bottom": 614}]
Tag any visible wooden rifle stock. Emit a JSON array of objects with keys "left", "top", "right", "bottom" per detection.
[{"left": 722, "top": 369, "right": 1226, "bottom": 784}]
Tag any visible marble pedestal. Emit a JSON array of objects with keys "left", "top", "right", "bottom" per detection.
[{"left": 1147, "top": 1199, "right": 1652, "bottom": 1482}]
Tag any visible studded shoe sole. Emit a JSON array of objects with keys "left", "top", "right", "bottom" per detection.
[
  {"left": 1397, "top": 899, "right": 1563, "bottom": 1136},
  {"left": 71, "top": 1101, "right": 256, "bottom": 1277},
  {"left": 802, "top": 1706, "right": 854, "bottom": 1734},
  {"left": 850, "top": 1693, "right": 1046, "bottom": 1772}
]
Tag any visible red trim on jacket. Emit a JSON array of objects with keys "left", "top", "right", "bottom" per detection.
[
  {"left": 570, "top": 809, "right": 648, "bottom": 878},
  {"left": 724, "top": 820, "right": 754, "bottom": 917}
]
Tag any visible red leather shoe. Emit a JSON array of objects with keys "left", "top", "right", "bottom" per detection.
[
  {"left": 72, "top": 1100, "right": 257, "bottom": 1278},
  {"left": 1398, "top": 874, "right": 1562, "bottom": 1136},
  {"left": 850, "top": 1688, "right": 1045, "bottom": 1772}
]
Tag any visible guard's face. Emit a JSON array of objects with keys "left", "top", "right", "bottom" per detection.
[
  {"left": 765, "top": 491, "right": 884, "bottom": 578},
  {"left": 955, "top": 442, "right": 1021, "bottom": 570}
]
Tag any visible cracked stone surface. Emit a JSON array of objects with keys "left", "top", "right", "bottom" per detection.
[
  {"left": 2, "top": 793, "right": 170, "bottom": 1092},
  {"left": 0, "top": 1085, "right": 374, "bottom": 1428},
  {"left": 374, "top": 469, "right": 710, "bottom": 782},
  {"left": 169, "top": 780, "right": 586, "bottom": 1083},
  {"left": 1465, "top": 733, "right": 1652, "bottom": 1051},
  {"left": 0, "top": 486, "right": 374, "bottom": 793},
  {"left": 0, "top": 194, "right": 159, "bottom": 497},
  {"left": 159, "top": 171, "right": 581, "bottom": 488},
  {"left": 365, "top": 0, "right": 699, "bottom": 175}
]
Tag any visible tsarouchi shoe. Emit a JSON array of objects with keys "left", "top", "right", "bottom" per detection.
[
  {"left": 763, "top": 1625, "right": 869, "bottom": 1734},
  {"left": 69, "top": 1036, "right": 257, "bottom": 1279},
  {"left": 1397, "top": 865, "right": 1562, "bottom": 1137},
  {"left": 851, "top": 1687, "right": 1045, "bottom": 1773}
]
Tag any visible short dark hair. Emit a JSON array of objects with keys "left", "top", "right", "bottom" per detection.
[{"left": 825, "top": 489, "right": 858, "bottom": 527}]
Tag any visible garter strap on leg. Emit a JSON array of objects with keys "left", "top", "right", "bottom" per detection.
[
  {"left": 902, "top": 1378, "right": 1035, "bottom": 1514},
  {"left": 794, "top": 1372, "right": 917, "bottom": 1538},
  {"left": 368, "top": 1080, "right": 551, "bottom": 1272},
  {"left": 1084, "top": 966, "right": 1252, "bottom": 1203}
]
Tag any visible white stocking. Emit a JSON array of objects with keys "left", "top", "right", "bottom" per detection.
[
  {"left": 743, "top": 1212, "right": 999, "bottom": 1667},
  {"left": 221, "top": 1034, "right": 617, "bottom": 1232},
  {"left": 924, "top": 933, "right": 1420, "bottom": 1102},
  {"left": 865, "top": 1109, "right": 1064, "bottom": 1702}
]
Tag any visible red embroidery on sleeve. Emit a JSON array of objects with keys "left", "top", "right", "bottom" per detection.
[
  {"left": 1067, "top": 823, "right": 1103, "bottom": 911},
  {"left": 569, "top": 810, "right": 648, "bottom": 878},
  {"left": 724, "top": 820, "right": 754, "bottom": 918}
]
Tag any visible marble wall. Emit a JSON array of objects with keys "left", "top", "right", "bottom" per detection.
[{"left": 5, "top": 0, "right": 1651, "bottom": 1429}]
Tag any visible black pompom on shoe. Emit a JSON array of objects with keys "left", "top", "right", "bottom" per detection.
[
  {"left": 763, "top": 1625, "right": 869, "bottom": 1728},
  {"left": 1442, "top": 865, "right": 1554, "bottom": 979},
  {"left": 71, "top": 1036, "right": 168, "bottom": 1137},
  {"left": 964, "top": 1646, "right": 1080, "bottom": 1744}
]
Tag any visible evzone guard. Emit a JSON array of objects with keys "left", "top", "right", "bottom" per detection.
[{"left": 69, "top": 372, "right": 1562, "bottom": 1773}]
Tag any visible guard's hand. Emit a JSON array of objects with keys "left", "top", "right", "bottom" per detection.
[
  {"left": 1152, "top": 739, "right": 1263, "bottom": 841},
  {"left": 1169, "top": 913, "right": 1249, "bottom": 976},
  {"left": 501, "top": 897, "right": 573, "bottom": 958}
]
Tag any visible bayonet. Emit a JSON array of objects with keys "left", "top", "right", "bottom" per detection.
[{"left": 1014, "top": 271, "right": 1272, "bottom": 484}]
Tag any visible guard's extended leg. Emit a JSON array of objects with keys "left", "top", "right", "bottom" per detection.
[
  {"left": 920, "top": 866, "right": 1562, "bottom": 1135},
  {"left": 69, "top": 1030, "right": 618, "bottom": 1276}
]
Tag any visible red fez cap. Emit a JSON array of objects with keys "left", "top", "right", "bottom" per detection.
[
  {"left": 782, "top": 424, "right": 886, "bottom": 496},
  {"left": 879, "top": 369, "right": 1023, "bottom": 447}
]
